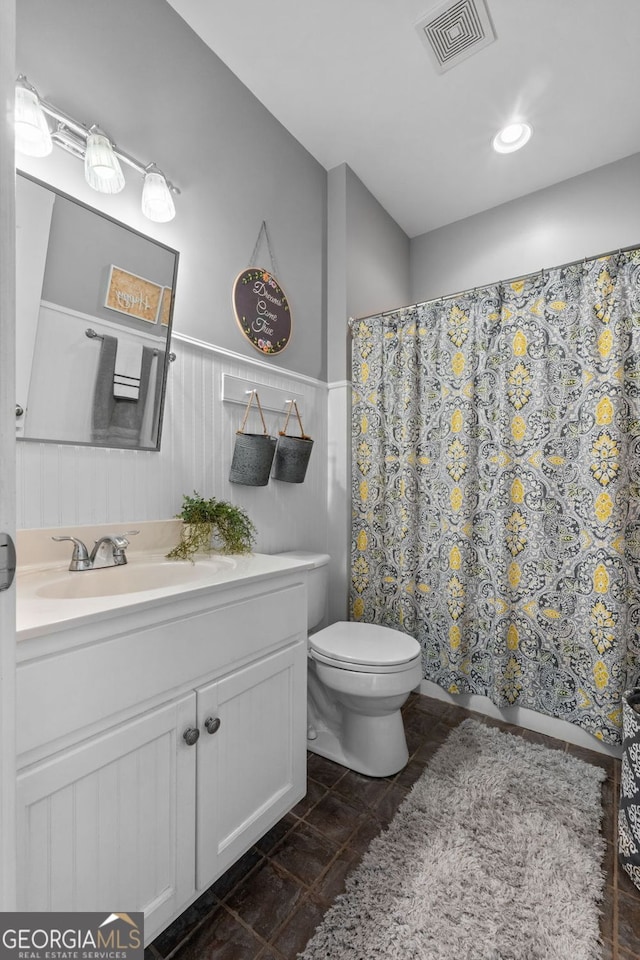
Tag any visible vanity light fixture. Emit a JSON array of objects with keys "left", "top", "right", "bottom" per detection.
[
  {"left": 141, "top": 163, "right": 176, "bottom": 223},
  {"left": 84, "top": 127, "right": 126, "bottom": 195},
  {"left": 14, "top": 74, "right": 179, "bottom": 221},
  {"left": 14, "top": 75, "right": 52, "bottom": 158},
  {"left": 492, "top": 121, "right": 533, "bottom": 154}
]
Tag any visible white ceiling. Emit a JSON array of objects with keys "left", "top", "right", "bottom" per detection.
[{"left": 166, "top": 0, "right": 640, "bottom": 238}]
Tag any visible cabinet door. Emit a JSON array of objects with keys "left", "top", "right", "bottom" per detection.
[
  {"left": 17, "top": 694, "right": 196, "bottom": 943},
  {"left": 196, "top": 642, "right": 306, "bottom": 889}
]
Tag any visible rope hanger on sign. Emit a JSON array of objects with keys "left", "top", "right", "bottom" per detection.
[{"left": 249, "top": 220, "right": 280, "bottom": 278}]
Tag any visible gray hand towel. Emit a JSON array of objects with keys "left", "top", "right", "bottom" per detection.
[{"left": 92, "top": 335, "right": 153, "bottom": 447}]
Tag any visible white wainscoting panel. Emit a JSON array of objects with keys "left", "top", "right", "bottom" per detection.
[
  {"left": 327, "top": 381, "right": 351, "bottom": 623},
  {"left": 16, "top": 339, "right": 329, "bottom": 557}
]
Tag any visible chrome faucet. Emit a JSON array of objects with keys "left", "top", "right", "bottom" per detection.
[
  {"left": 90, "top": 533, "right": 138, "bottom": 569},
  {"left": 52, "top": 531, "right": 139, "bottom": 571}
]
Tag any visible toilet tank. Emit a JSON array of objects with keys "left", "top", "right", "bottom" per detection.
[{"left": 276, "top": 551, "right": 330, "bottom": 631}]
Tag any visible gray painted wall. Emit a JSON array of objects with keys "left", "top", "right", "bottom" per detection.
[
  {"left": 16, "top": 0, "right": 327, "bottom": 380},
  {"left": 346, "top": 166, "right": 411, "bottom": 321},
  {"left": 327, "top": 164, "right": 410, "bottom": 382},
  {"left": 326, "top": 163, "right": 410, "bottom": 622},
  {"left": 410, "top": 152, "right": 640, "bottom": 304},
  {"left": 327, "top": 166, "right": 348, "bottom": 384}
]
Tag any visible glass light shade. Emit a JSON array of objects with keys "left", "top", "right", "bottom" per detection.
[
  {"left": 142, "top": 167, "right": 176, "bottom": 222},
  {"left": 84, "top": 131, "right": 125, "bottom": 194},
  {"left": 492, "top": 121, "right": 533, "bottom": 154},
  {"left": 15, "top": 79, "right": 52, "bottom": 157}
]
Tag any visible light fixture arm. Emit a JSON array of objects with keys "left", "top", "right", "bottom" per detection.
[
  {"left": 15, "top": 74, "right": 180, "bottom": 220},
  {"left": 31, "top": 85, "right": 179, "bottom": 195}
]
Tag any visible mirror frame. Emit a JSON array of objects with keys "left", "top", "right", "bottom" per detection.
[{"left": 16, "top": 170, "right": 179, "bottom": 452}]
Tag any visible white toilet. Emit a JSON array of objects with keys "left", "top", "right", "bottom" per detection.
[{"left": 278, "top": 551, "right": 422, "bottom": 778}]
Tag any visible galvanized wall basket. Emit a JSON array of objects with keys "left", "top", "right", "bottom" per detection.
[
  {"left": 229, "top": 390, "right": 276, "bottom": 486},
  {"left": 272, "top": 400, "right": 313, "bottom": 483}
]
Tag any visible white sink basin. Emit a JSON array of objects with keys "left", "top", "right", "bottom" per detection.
[{"left": 33, "top": 557, "right": 237, "bottom": 600}]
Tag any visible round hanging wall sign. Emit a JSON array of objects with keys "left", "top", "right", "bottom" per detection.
[{"left": 233, "top": 268, "right": 292, "bottom": 355}]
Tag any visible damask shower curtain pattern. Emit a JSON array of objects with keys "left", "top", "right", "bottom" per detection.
[{"left": 351, "top": 252, "right": 640, "bottom": 744}]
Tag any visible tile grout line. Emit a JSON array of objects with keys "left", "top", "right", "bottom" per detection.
[
  {"left": 257, "top": 944, "right": 289, "bottom": 960},
  {"left": 252, "top": 782, "right": 404, "bottom": 951},
  {"left": 214, "top": 900, "right": 287, "bottom": 959},
  {"left": 202, "top": 768, "right": 397, "bottom": 956},
  {"left": 219, "top": 868, "right": 315, "bottom": 954},
  {"left": 266, "top": 816, "right": 366, "bottom": 900},
  {"left": 159, "top": 852, "right": 272, "bottom": 960},
  {"left": 206, "top": 809, "right": 363, "bottom": 954},
  {"left": 156, "top": 897, "right": 226, "bottom": 960}
]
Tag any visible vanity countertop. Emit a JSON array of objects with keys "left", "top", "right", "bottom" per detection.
[
  {"left": 16, "top": 553, "right": 309, "bottom": 641},
  {"left": 17, "top": 551, "right": 313, "bottom": 642}
]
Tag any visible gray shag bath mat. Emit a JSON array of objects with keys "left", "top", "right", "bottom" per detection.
[{"left": 300, "top": 719, "right": 607, "bottom": 960}]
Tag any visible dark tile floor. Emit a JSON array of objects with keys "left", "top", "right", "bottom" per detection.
[{"left": 147, "top": 692, "right": 638, "bottom": 960}]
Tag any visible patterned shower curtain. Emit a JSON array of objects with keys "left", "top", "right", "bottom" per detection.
[{"left": 351, "top": 251, "right": 640, "bottom": 744}]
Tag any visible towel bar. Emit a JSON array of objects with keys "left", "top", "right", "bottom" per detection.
[{"left": 85, "top": 327, "right": 176, "bottom": 362}]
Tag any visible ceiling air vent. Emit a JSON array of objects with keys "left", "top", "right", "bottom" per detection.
[{"left": 415, "top": 0, "right": 496, "bottom": 73}]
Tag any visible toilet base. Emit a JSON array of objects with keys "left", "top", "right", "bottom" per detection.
[{"left": 307, "top": 709, "right": 409, "bottom": 778}]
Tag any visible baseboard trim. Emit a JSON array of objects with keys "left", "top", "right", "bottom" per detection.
[{"left": 419, "top": 679, "right": 621, "bottom": 758}]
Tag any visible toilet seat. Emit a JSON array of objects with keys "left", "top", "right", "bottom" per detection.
[{"left": 309, "top": 621, "right": 421, "bottom": 674}]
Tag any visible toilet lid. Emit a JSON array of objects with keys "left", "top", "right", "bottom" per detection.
[{"left": 310, "top": 621, "right": 421, "bottom": 668}]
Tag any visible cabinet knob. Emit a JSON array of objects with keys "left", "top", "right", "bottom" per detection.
[
  {"left": 183, "top": 726, "right": 200, "bottom": 746},
  {"left": 204, "top": 716, "right": 221, "bottom": 735}
]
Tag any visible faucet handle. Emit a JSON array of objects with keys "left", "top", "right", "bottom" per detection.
[
  {"left": 51, "top": 535, "right": 89, "bottom": 555},
  {"left": 110, "top": 530, "right": 140, "bottom": 549},
  {"left": 51, "top": 535, "right": 92, "bottom": 571}
]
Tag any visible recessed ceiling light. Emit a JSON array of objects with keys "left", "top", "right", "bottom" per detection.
[{"left": 492, "top": 121, "right": 532, "bottom": 154}]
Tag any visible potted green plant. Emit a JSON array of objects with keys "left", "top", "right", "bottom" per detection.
[{"left": 167, "top": 491, "right": 257, "bottom": 561}]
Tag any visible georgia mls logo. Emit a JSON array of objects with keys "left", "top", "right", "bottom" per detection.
[
  {"left": 99, "top": 915, "right": 139, "bottom": 934},
  {"left": 0, "top": 912, "right": 144, "bottom": 960}
]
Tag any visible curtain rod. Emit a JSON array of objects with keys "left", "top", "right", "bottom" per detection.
[{"left": 350, "top": 240, "right": 640, "bottom": 325}]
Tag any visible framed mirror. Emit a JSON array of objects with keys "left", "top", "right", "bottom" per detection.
[{"left": 16, "top": 171, "right": 179, "bottom": 451}]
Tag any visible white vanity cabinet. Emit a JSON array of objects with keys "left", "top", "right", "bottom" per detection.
[
  {"left": 17, "top": 693, "right": 198, "bottom": 937},
  {"left": 15, "top": 566, "right": 308, "bottom": 944},
  {"left": 196, "top": 644, "right": 304, "bottom": 887}
]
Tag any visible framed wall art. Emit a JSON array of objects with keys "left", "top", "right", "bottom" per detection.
[
  {"left": 159, "top": 286, "right": 173, "bottom": 326},
  {"left": 105, "top": 265, "right": 163, "bottom": 323},
  {"left": 233, "top": 268, "right": 292, "bottom": 355}
]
